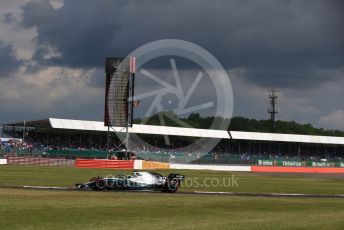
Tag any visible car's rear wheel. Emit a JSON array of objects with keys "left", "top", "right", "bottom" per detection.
[{"left": 165, "top": 179, "right": 179, "bottom": 193}]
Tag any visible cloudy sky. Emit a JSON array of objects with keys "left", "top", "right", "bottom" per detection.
[{"left": 0, "top": 0, "right": 343, "bottom": 130}]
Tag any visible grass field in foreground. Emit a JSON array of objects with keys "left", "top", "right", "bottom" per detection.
[
  {"left": 0, "top": 166, "right": 344, "bottom": 194},
  {"left": 1, "top": 166, "right": 344, "bottom": 229},
  {"left": 1, "top": 188, "right": 344, "bottom": 230}
]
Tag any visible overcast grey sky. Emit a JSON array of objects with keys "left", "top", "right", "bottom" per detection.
[{"left": 0, "top": 0, "right": 343, "bottom": 130}]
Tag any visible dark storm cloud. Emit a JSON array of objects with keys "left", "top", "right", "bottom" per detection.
[
  {"left": 0, "top": 42, "right": 21, "bottom": 77},
  {"left": 3, "top": 13, "right": 16, "bottom": 25},
  {"left": 20, "top": 0, "right": 344, "bottom": 88},
  {"left": 21, "top": 0, "right": 123, "bottom": 68}
]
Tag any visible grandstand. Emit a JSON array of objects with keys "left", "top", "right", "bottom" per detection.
[{"left": 1, "top": 117, "right": 344, "bottom": 165}]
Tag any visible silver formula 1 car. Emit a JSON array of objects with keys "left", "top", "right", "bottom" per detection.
[{"left": 76, "top": 171, "right": 185, "bottom": 193}]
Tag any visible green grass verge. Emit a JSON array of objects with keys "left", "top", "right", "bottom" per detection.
[
  {"left": 1, "top": 166, "right": 344, "bottom": 229},
  {"left": 0, "top": 188, "right": 344, "bottom": 230},
  {"left": 0, "top": 166, "right": 344, "bottom": 194}
]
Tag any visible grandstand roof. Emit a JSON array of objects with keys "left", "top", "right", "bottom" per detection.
[
  {"left": 3, "top": 118, "right": 344, "bottom": 145},
  {"left": 3, "top": 119, "right": 51, "bottom": 128},
  {"left": 3, "top": 118, "right": 230, "bottom": 139},
  {"left": 230, "top": 131, "right": 344, "bottom": 145},
  {"left": 49, "top": 118, "right": 230, "bottom": 139}
]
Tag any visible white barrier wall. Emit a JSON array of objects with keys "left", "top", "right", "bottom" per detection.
[
  {"left": 134, "top": 160, "right": 143, "bottom": 169},
  {"left": 170, "top": 164, "right": 251, "bottom": 172},
  {"left": 0, "top": 159, "right": 7, "bottom": 165}
]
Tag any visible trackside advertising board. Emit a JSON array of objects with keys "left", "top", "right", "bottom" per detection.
[{"left": 257, "top": 159, "right": 344, "bottom": 168}]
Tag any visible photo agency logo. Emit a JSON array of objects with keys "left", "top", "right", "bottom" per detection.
[
  {"left": 103, "top": 173, "right": 240, "bottom": 189},
  {"left": 111, "top": 39, "right": 233, "bottom": 163},
  {"left": 181, "top": 175, "right": 239, "bottom": 189}
]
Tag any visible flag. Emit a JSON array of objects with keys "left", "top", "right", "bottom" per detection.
[{"left": 130, "top": 57, "right": 136, "bottom": 74}]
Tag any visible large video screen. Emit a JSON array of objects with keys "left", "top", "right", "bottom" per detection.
[{"left": 104, "top": 57, "right": 129, "bottom": 127}]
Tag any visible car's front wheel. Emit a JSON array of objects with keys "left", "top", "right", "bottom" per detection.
[{"left": 94, "top": 178, "right": 106, "bottom": 191}]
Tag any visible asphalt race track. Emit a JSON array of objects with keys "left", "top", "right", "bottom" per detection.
[{"left": 1, "top": 185, "right": 344, "bottom": 199}]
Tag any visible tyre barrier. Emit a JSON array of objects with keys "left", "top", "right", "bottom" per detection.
[
  {"left": 76, "top": 159, "right": 170, "bottom": 170},
  {"left": 133, "top": 160, "right": 170, "bottom": 170},
  {"left": 75, "top": 159, "right": 134, "bottom": 169},
  {"left": 142, "top": 160, "right": 170, "bottom": 170}
]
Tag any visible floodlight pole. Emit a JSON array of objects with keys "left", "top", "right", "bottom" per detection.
[
  {"left": 125, "top": 125, "right": 129, "bottom": 159},
  {"left": 107, "top": 124, "right": 110, "bottom": 159},
  {"left": 268, "top": 89, "right": 279, "bottom": 132},
  {"left": 125, "top": 76, "right": 132, "bottom": 159},
  {"left": 23, "top": 120, "right": 26, "bottom": 143},
  {"left": 125, "top": 73, "right": 135, "bottom": 159},
  {"left": 125, "top": 78, "right": 130, "bottom": 160}
]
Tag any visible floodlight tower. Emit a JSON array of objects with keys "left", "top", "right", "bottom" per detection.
[{"left": 268, "top": 88, "right": 279, "bottom": 132}]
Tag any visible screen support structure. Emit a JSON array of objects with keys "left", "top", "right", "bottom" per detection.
[
  {"left": 125, "top": 57, "right": 136, "bottom": 159},
  {"left": 104, "top": 57, "right": 136, "bottom": 159},
  {"left": 106, "top": 124, "right": 110, "bottom": 159},
  {"left": 105, "top": 57, "right": 125, "bottom": 159}
]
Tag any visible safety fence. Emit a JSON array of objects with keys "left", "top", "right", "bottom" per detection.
[
  {"left": 47, "top": 149, "right": 108, "bottom": 159},
  {"left": 0, "top": 149, "right": 42, "bottom": 158},
  {"left": 6, "top": 156, "right": 75, "bottom": 167},
  {"left": 1, "top": 149, "right": 110, "bottom": 159},
  {"left": 2, "top": 157, "right": 344, "bottom": 173},
  {"left": 2, "top": 149, "right": 343, "bottom": 166}
]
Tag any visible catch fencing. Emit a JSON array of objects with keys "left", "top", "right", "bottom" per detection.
[{"left": 6, "top": 156, "right": 75, "bottom": 167}]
